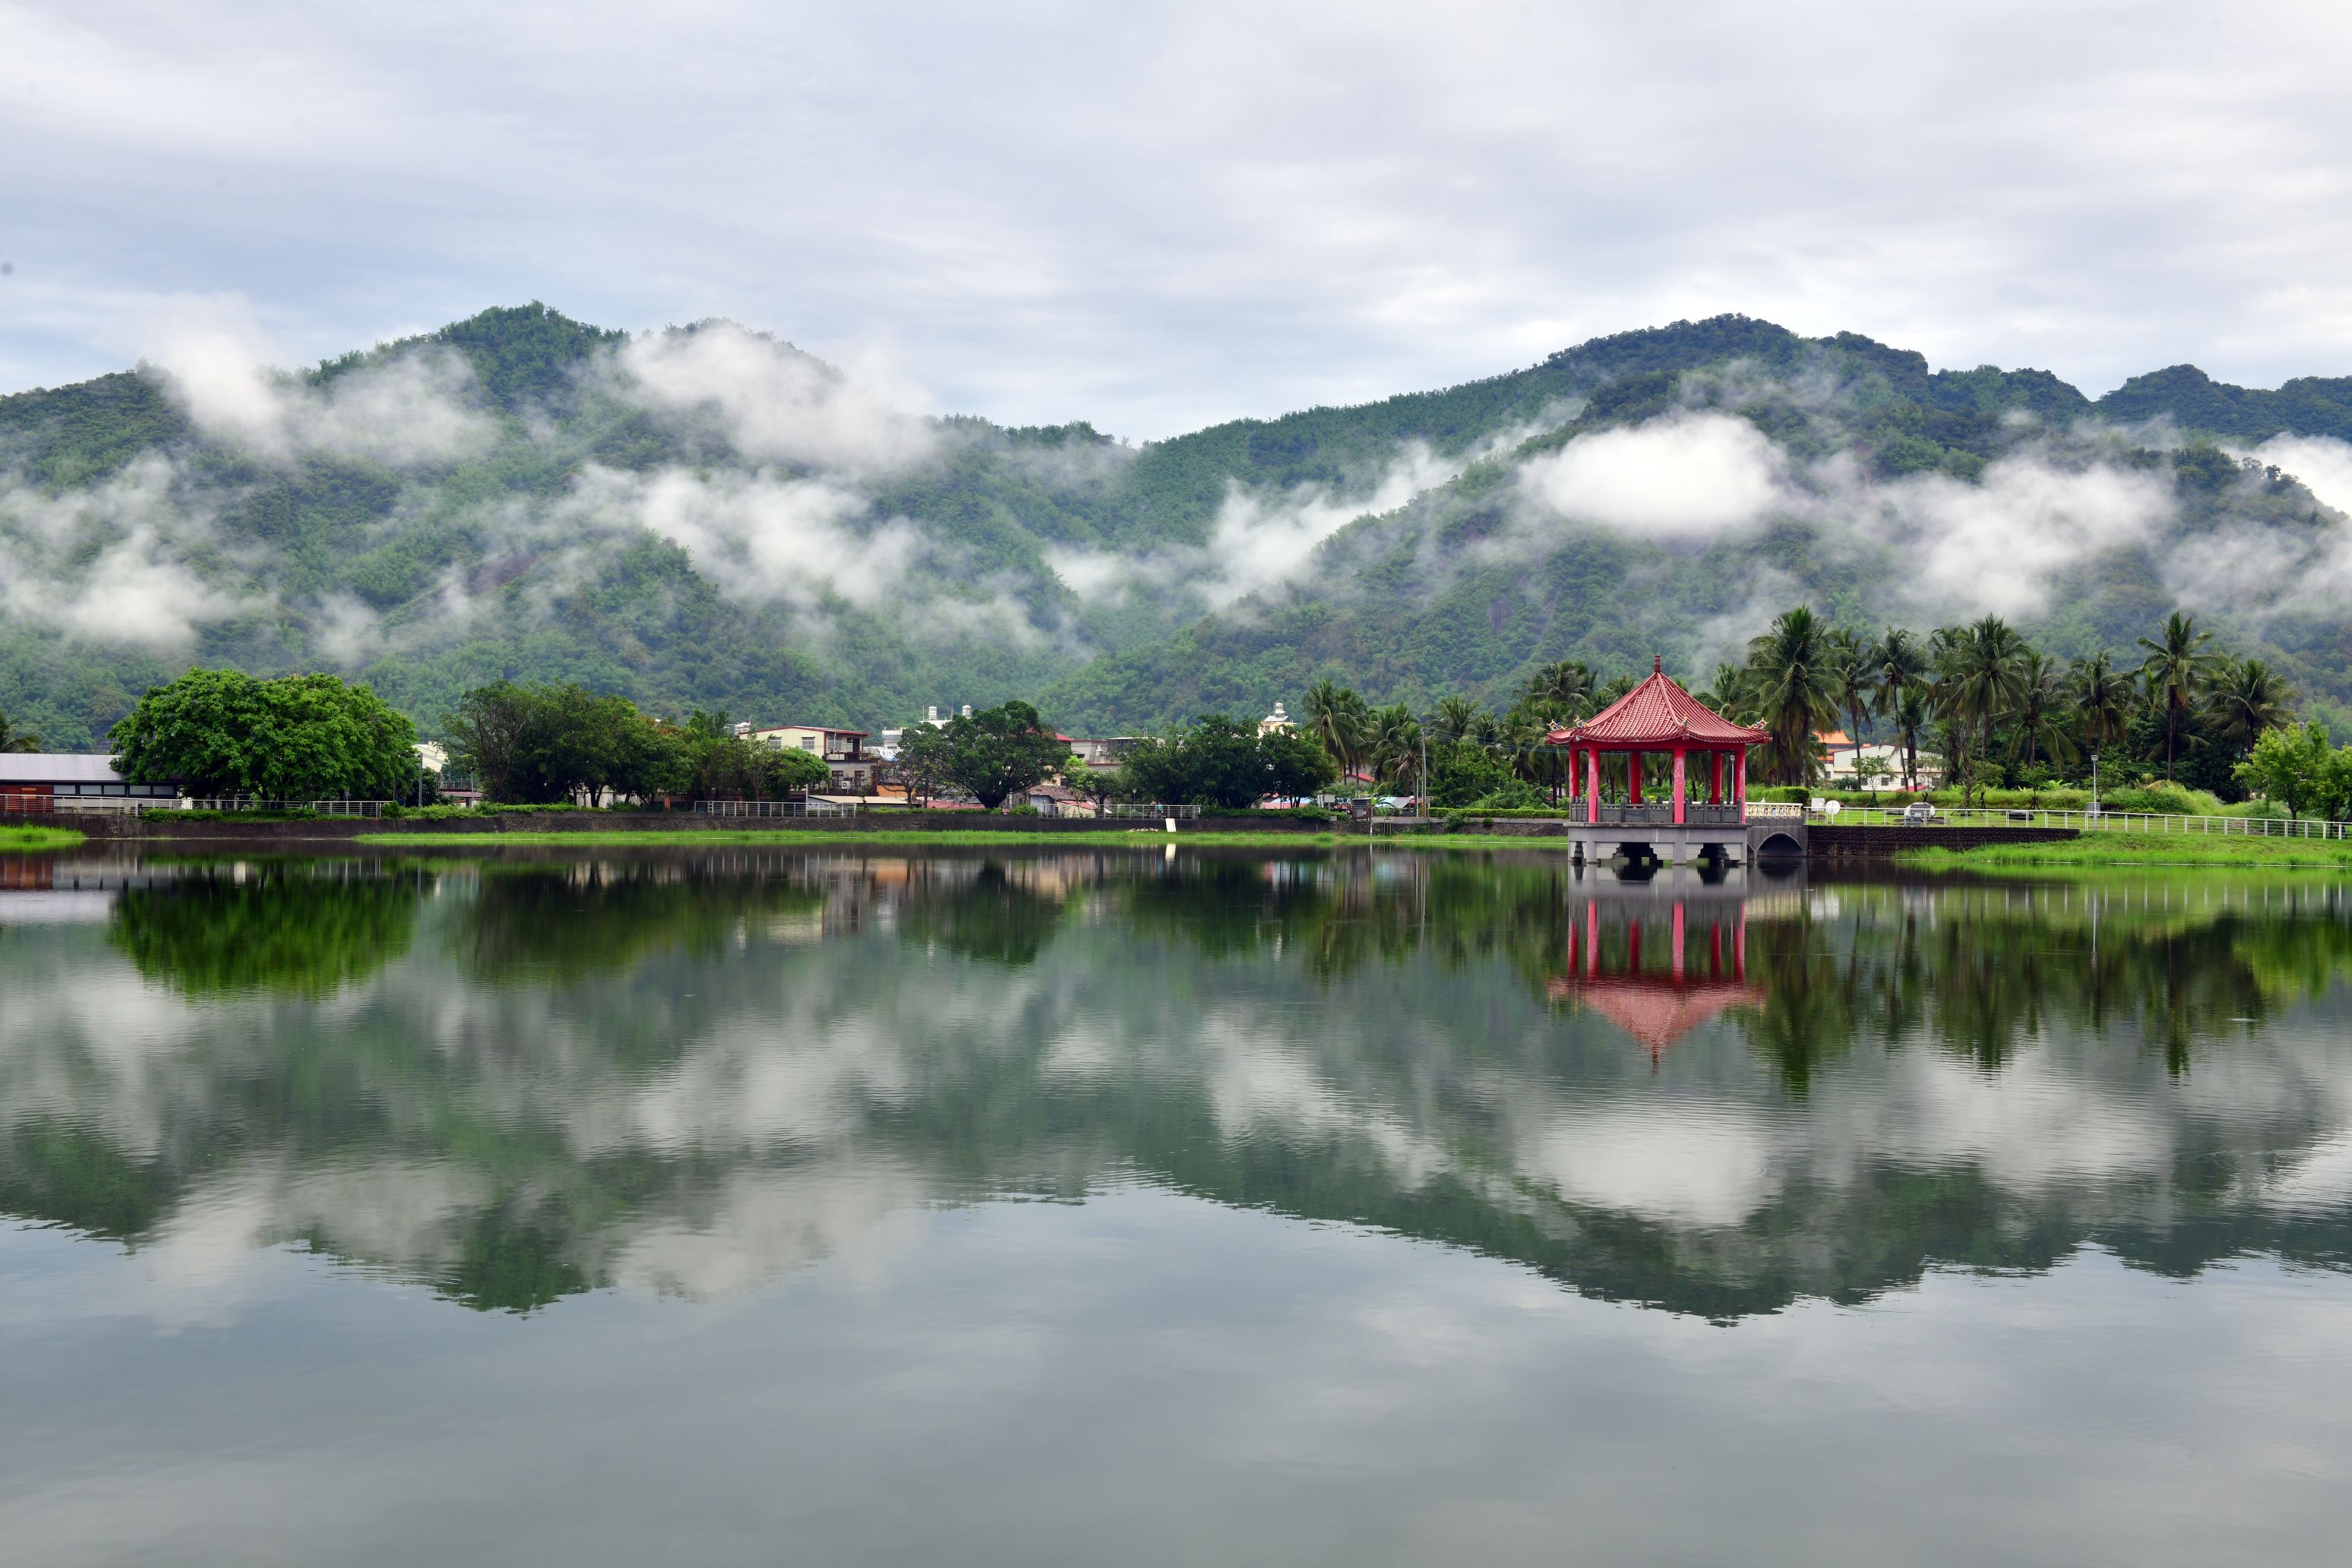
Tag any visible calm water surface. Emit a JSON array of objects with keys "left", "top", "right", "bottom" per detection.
[{"left": 4, "top": 845, "right": 2352, "bottom": 1565}]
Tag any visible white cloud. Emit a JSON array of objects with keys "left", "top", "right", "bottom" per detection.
[
  {"left": 1882, "top": 453, "right": 2175, "bottom": 618},
  {"left": 1518, "top": 413, "right": 1785, "bottom": 541},
  {"left": 610, "top": 322, "right": 936, "bottom": 474},
  {"left": 561, "top": 463, "right": 922, "bottom": 613},
  {"left": 147, "top": 317, "right": 495, "bottom": 467},
  {"left": 0, "top": 454, "right": 254, "bottom": 651}
]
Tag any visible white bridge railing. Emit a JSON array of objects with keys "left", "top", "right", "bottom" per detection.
[{"left": 1102, "top": 802, "right": 1202, "bottom": 819}]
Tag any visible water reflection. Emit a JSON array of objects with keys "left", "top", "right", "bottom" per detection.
[{"left": 2, "top": 848, "right": 2350, "bottom": 1321}]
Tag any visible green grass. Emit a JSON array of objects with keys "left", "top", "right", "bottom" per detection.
[
  {"left": 1903, "top": 833, "right": 2352, "bottom": 869},
  {"left": 0, "top": 826, "right": 85, "bottom": 850},
  {"left": 353, "top": 828, "right": 1563, "bottom": 849}
]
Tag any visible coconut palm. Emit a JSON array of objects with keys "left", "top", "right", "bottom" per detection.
[
  {"left": 1889, "top": 684, "right": 1932, "bottom": 790},
  {"left": 1744, "top": 607, "right": 1841, "bottom": 786},
  {"left": 2067, "top": 650, "right": 2130, "bottom": 796},
  {"left": 1364, "top": 703, "right": 1423, "bottom": 795},
  {"left": 1827, "top": 628, "right": 1877, "bottom": 779},
  {"left": 1874, "top": 627, "right": 1929, "bottom": 723},
  {"left": 2135, "top": 610, "right": 2218, "bottom": 782},
  {"left": 1303, "top": 678, "right": 1367, "bottom": 795},
  {"left": 0, "top": 707, "right": 37, "bottom": 754},
  {"left": 1939, "top": 615, "right": 2027, "bottom": 800},
  {"left": 1522, "top": 660, "right": 1597, "bottom": 722},
  {"left": 1429, "top": 694, "right": 1482, "bottom": 744},
  {"left": 2009, "top": 650, "right": 2076, "bottom": 771},
  {"left": 2206, "top": 657, "right": 2297, "bottom": 757}
]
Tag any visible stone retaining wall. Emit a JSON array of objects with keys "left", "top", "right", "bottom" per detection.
[{"left": 1809, "top": 825, "right": 2078, "bottom": 856}]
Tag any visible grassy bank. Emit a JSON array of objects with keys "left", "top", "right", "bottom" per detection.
[
  {"left": 354, "top": 828, "right": 1559, "bottom": 850},
  {"left": 1903, "top": 833, "right": 2352, "bottom": 870},
  {"left": 0, "top": 826, "right": 85, "bottom": 850}
]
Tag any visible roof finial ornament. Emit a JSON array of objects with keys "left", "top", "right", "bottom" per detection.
[{"left": 1654, "top": 654, "right": 1663, "bottom": 675}]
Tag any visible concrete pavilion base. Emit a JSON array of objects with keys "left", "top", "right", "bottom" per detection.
[{"left": 1563, "top": 818, "right": 1809, "bottom": 866}]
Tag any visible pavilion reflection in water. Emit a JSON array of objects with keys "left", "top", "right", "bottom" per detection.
[{"left": 1550, "top": 864, "right": 1790, "bottom": 1058}]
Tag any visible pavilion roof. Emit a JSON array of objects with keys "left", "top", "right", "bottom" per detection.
[
  {"left": 1547, "top": 658, "right": 1769, "bottom": 747},
  {"left": 1546, "top": 973, "right": 1767, "bottom": 1055}
]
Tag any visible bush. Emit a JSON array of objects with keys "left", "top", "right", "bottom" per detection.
[{"left": 1467, "top": 779, "right": 1544, "bottom": 811}]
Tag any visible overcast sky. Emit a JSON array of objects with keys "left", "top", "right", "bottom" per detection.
[{"left": 4, "top": 1, "right": 2350, "bottom": 438}]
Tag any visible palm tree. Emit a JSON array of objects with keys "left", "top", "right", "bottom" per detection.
[
  {"left": 1364, "top": 702, "right": 1423, "bottom": 795},
  {"left": 2009, "top": 650, "right": 2076, "bottom": 772},
  {"left": 1522, "top": 660, "right": 1597, "bottom": 722},
  {"left": 1744, "top": 608, "right": 1841, "bottom": 786},
  {"left": 2067, "top": 650, "right": 2131, "bottom": 802},
  {"left": 2135, "top": 610, "right": 2217, "bottom": 782},
  {"left": 1696, "top": 662, "right": 1750, "bottom": 719},
  {"left": 1827, "top": 628, "right": 1877, "bottom": 781},
  {"left": 1304, "top": 678, "right": 1367, "bottom": 795},
  {"left": 1889, "top": 684, "right": 1932, "bottom": 790},
  {"left": 1874, "top": 627, "right": 1929, "bottom": 722},
  {"left": 2206, "top": 657, "right": 2296, "bottom": 757},
  {"left": 1941, "top": 615, "right": 2026, "bottom": 800},
  {"left": 1429, "top": 695, "right": 1481, "bottom": 744},
  {"left": 0, "top": 707, "right": 37, "bottom": 754}
]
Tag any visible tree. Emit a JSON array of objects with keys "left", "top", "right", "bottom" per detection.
[
  {"left": 111, "top": 669, "right": 419, "bottom": 801},
  {"left": 1745, "top": 608, "right": 1840, "bottom": 786},
  {"left": 930, "top": 700, "right": 1070, "bottom": 810},
  {"left": 1260, "top": 727, "right": 1339, "bottom": 801},
  {"left": 1116, "top": 716, "right": 1335, "bottom": 809},
  {"left": 2137, "top": 610, "right": 2218, "bottom": 782},
  {"left": 1889, "top": 684, "right": 1932, "bottom": 790},
  {"left": 1429, "top": 695, "right": 1482, "bottom": 743},
  {"left": 1936, "top": 616, "right": 2025, "bottom": 803},
  {"left": 2234, "top": 722, "right": 2339, "bottom": 820},
  {"left": 1828, "top": 628, "right": 1876, "bottom": 778},
  {"left": 1364, "top": 702, "right": 1424, "bottom": 797},
  {"left": 893, "top": 722, "right": 953, "bottom": 808},
  {"left": 2009, "top": 650, "right": 2076, "bottom": 771},
  {"left": 1523, "top": 660, "right": 1596, "bottom": 721},
  {"left": 1304, "top": 678, "right": 1368, "bottom": 795},
  {"left": 0, "top": 707, "right": 38, "bottom": 754},
  {"left": 443, "top": 681, "right": 671, "bottom": 805},
  {"left": 2068, "top": 650, "right": 2132, "bottom": 792},
  {"left": 2207, "top": 658, "right": 2297, "bottom": 759}
]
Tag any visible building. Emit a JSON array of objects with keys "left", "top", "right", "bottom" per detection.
[
  {"left": 753, "top": 725, "right": 877, "bottom": 792},
  {"left": 1067, "top": 736, "right": 1140, "bottom": 769},
  {"left": 1257, "top": 702, "right": 1294, "bottom": 737},
  {"left": 0, "top": 754, "right": 181, "bottom": 811}
]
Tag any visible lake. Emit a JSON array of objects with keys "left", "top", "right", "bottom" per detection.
[{"left": 3, "top": 844, "right": 2350, "bottom": 1565}]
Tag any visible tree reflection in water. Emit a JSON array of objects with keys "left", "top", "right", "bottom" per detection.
[{"left": 1, "top": 847, "right": 2347, "bottom": 1318}]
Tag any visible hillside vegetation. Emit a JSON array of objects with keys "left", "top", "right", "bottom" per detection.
[{"left": 4, "top": 305, "right": 2350, "bottom": 746}]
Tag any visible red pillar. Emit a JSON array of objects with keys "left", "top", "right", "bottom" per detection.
[
  {"left": 1672, "top": 747, "right": 1687, "bottom": 826},
  {"left": 1671, "top": 901, "right": 1686, "bottom": 978},
  {"left": 1629, "top": 751, "right": 1643, "bottom": 805},
  {"left": 1585, "top": 900, "right": 1598, "bottom": 978},
  {"left": 1587, "top": 748, "right": 1600, "bottom": 824},
  {"left": 1709, "top": 752, "right": 1723, "bottom": 805},
  {"left": 1734, "top": 906, "right": 1747, "bottom": 980},
  {"left": 1734, "top": 746, "right": 1747, "bottom": 816}
]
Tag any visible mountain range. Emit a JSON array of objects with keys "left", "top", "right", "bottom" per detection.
[{"left": 5, "top": 304, "right": 2352, "bottom": 748}]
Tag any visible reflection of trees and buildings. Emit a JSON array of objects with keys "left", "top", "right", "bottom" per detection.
[{"left": 3, "top": 849, "right": 2351, "bottom": 1320}]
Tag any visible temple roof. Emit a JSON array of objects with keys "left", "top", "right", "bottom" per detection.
[{"left": 1547, "top": 658, "right": 1769, "bottom": 747}]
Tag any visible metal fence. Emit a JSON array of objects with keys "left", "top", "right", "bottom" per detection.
[
  {"left": 1102, "top": 802, "right": 1203, "bottom": 819},
  {"left": 2, "top": 796, "right": 392, "bottom": 817},
  {"left": 1809, "top": 804, "right": 2351, "bottom": 839}
]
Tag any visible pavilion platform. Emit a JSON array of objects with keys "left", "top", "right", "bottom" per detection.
[{"left": 1563, "top": 811, "right": 1808, "bottom": 867}]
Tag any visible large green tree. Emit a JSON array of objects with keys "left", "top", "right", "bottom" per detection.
[
  {"left": 2138, "top": 611, "right": 2219, "bottom": 782},
  {"left": 1745, "top": 609, "right": 1840, "bottom": 786},
  {"left": 443, "top": 681, "right": 672, "bottom": 805},
  {"left": 928, "top": 700, "right": 1071, "bottom": 810},
  {"left": 1116, "top": 716, "right": 1336, "bottom": 809},
  {"left": 110, "top": 669, "right": 419, "bottom": 801}
]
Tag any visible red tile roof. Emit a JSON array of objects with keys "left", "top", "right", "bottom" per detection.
[
  {"left": 1547, "top": 658, "right": 1769, "bottom": 747},
  {"left": 1547, "top": 973, "right": 1767, "bottom": 1054}
]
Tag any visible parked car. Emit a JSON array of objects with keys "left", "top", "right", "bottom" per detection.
[{"left": 1901, "top": 801, "right": 1937, "bottom": 824}]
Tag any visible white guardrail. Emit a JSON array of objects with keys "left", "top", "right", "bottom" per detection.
[
  {"left": 1807, "top": 804, "right": 2350, "bottom": 839},
  {"left": 2, "top": 797, "right": 394, "bottom": 817},
  {"left": 1102, "top": 803, "right": 1203, "bottom": 818}
]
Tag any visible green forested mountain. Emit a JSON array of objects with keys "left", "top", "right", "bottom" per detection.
[{"left": 5, "top": 304, "right": 2350, "bottom": 746}]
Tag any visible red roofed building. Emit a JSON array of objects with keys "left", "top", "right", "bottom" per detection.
[{"left": 1548, "top": 657, "right": 1769, "bottom": 829}]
